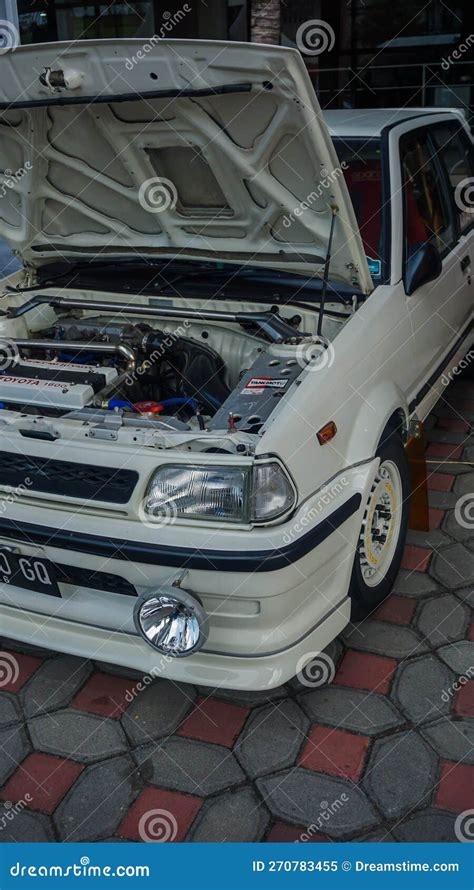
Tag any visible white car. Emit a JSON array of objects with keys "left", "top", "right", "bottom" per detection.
[{"left": 0, "top": 40, "right": 472, "bottom": 690}]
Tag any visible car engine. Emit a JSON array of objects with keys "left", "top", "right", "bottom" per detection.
[
  {"left": 0, "top": 313, "right": 232, "bottom": 422},
  {"left": 0, "top": 293, "right": 339, "bottom": 438}
]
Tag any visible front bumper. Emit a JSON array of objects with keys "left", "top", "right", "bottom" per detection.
[{"left": 0, "top": 460, "right": 378, "bottom": 689}]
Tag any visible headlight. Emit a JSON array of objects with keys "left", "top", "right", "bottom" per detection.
[
  {"left": 142, "top": 462, "right": 295, "bottom": 524},
  {"left": 134, "top": 588, "right": 209, "bottom": 657}
]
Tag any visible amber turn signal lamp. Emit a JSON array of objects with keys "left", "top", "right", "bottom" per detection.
[{"left": 317, "top": 421, "right": 337, "bottom": 445}]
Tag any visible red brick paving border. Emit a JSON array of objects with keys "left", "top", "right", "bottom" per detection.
[
  {"left": 177, "top": 698, "right": 250, "bottom": 747},
  {"left": 0, "top": 753, "right": 84, "bottom": 815},
  {"left": 299, "top": 725, "right": 370, "bottom": 781},
  {"left": 334, "top": 651, "right": 398, "bottom": 695}
]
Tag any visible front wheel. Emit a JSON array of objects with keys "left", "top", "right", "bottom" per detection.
[{"left": 349, "top": 431, "right": 410, "bottom": 620}]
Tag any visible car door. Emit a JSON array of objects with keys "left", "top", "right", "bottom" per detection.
[
  {"left": 388, "top": 117, "right": 473, "bottom": 416},
  {"left": 429, "top": 119, "right": 474, "bottom": 331}
]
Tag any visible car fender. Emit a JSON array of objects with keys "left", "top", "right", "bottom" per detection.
[{"left": 344, "top": 382, "right": 409, "bottom": 462}]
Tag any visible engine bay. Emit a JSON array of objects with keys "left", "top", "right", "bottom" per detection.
[{"left": 0, "top": 290, "right": 350, "bottom": 444}]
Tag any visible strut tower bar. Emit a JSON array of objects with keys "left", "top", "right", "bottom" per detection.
[{"left": 7, "top": 295, "right": 306, "bottom": 343}]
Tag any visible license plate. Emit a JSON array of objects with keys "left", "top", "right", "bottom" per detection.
[{"left": 0, "top": 549, "right": 61, "bottom": 597}]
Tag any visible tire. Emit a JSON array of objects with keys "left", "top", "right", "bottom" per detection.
[{"left": 349, "top": 428, "right": 411, "bottom": 620}]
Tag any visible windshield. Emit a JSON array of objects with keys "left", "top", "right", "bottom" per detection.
[{"left": 333, "top": 138, "right": 385, "bottom": 280}]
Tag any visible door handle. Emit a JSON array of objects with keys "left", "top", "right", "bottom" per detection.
[{"left": 460, "top": 255, "right": 471, "bottom": 273}]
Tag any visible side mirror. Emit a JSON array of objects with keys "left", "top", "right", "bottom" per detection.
[{"left": 405, "top": 242, "right": 442, "bottom": 296}]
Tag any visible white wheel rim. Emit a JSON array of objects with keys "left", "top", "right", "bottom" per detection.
[{"left": 358, "top": 459, "right": 403, "bottom": 588}]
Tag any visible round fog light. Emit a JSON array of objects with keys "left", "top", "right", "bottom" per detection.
[{"left": 133, "top": 587, "right": 209, "bottom": 658}]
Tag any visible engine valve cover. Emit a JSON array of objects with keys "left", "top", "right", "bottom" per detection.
[{"left": 0, "top": 359, "right": 118, "bottom": 410}]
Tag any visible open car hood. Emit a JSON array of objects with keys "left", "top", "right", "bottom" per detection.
[{"left": 0, "top": 39, "right": 372, "bottom": 293}]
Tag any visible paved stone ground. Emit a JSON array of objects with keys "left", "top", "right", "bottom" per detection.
[{"left": 0, "top": 373, "right": 472, "bottom": 843}]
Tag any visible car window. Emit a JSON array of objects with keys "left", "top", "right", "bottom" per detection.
[
  {"left": 333, "top": 139, "right": 384, "bottom": 279},
  {"left": 429, "top": 122, "right": 474, "bottom": 234},
  {"left": 400, "top": 131, "right": 454, "bottom": 258}
]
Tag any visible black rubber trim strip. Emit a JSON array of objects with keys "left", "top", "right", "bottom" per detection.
[
  {"left": 408, "top": 318, "right": 473, "bottom": 414},
  {"left": 0, "top": 494, "right": 362, "bottom": 572},
  {"left": 0, "top": 83, "right": 252, "bottom": 111}
]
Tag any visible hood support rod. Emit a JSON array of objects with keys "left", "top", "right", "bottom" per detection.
[
  {"left": 317, "top": 206, "right": 338, "bottom": 337},
  {"left": 8, "top": 295, "right": 304, "bottom": 343}
]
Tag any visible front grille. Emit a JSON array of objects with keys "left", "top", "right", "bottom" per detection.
[
  {"left": 0, "top": 452, "right": 138, "bottom": 504},
  {"left": 56, "top": 563, "right": 138, "bottom": 597}
]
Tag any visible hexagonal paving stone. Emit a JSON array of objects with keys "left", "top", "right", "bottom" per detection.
[
  {"left": 0, "top": 693, "right": 22, "bottom": 729},
  {"left": 20, "top": 655, "right": 91, "bottom": 719},
  {"left": 454, "top": 587, "right": 474, "bottom": 607},
  {"left": 288, "top": 640, "right": 344, "bottom": 693},
  {"left": 392, "top": 655, "right": 455, "bottom": 724},
  {"left": 392, "top": 809, "right": 457, "bottom": 842},
  {"left": 257, "top": 769, "right": 378, "bottom": 838},
  {"left": 299, "top": 686, "right": 405, "bottom": 735},
  {"left": 442, "top": 509, "right": 474, "bottom": 544},
  {"left": 0, "top": 805, "right": 55, "bottom": 842},
  {"left": 364, "top": 731, "right": 437, "bottom": 819},
  {"left": 54, "top": 755, "right": 140, "bottom": 841},
  {"left": 437, "top": 641, "right": 474, "bottom": 675},
  {"left": 28, "top": 710, "right": 129, "bottom": 763},
  {"left": 407, "top": 528, "right": 452, "bottom": 549},
  {"left": 393, "top": 571, "right": 440, "bottom": 598},
  {"left": 134, "top": 737, "right": 245, "bottom": 796},
  {"left": 121, "top": 680, "right": 195, "bottom": 746},
  {"left": 417, "top": 595, "right": 469, "bottom": 646},
  {"left": 187, "top": 786, "right": 269, "bottom": 842},
  {"left": 235, "top": 700, "right": 309, "bottom": 779},
  {"left": 341, "top": 621, "right": 428, "bottom": 659},
  {"left": 428, "top": 490, "right": 459, "bottom": 510},
  {"left": 430, "top": 543, "right": 474, "bottom": 590},
  {"left": 0, "top": 725, "right": 30, "bottom": 786},
  {"left": 197, "top": 685, "right": 288, "bottom": 707},
  {"left": 421, "top": 718, "right": 474, "bottom": 764},
  {"left": 453, "top": 471, "right": 474, "bottom": 498}
]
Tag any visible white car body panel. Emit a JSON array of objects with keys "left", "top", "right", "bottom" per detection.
[{"left": 0, "top": 41, "right": 472, "bottom": 689}]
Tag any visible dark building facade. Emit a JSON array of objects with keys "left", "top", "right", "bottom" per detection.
[{"left": 4, "top": 0, "right": 474, "bottom": 113}]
